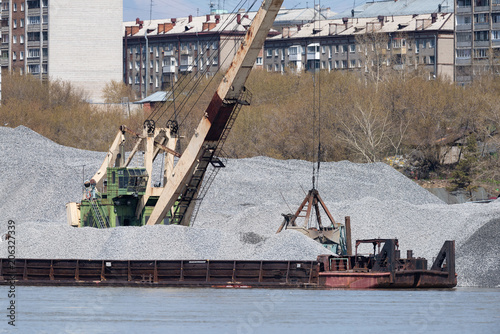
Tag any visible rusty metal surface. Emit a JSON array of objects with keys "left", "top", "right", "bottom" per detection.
[{"left": 0, "top": 258, "right": 320, "bottom": 289}]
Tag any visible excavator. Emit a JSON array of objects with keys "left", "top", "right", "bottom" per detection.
[{"left": 66, "top": 0, "right": 284, "bottom": 228}]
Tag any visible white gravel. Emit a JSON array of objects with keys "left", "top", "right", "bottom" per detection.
[{"left": 0, "top": 126, "right": 499, "bottom": 287}]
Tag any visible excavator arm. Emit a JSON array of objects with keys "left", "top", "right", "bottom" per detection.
[{"left": 147, "top": 0, "right": 284, "bottom": 225}]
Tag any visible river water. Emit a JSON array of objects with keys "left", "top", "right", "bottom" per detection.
[{"left": 1, "top": 286, "right": 499, "bottom": 333}]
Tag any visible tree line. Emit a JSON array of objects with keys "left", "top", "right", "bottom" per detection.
[{"left": 0, "top": 69, "right": 499, "bottom": 192}]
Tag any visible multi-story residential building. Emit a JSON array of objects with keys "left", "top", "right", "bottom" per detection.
[
  {"left": 0, "top": 0, "right": 122, "bottom": 102},
  {"left": 123, "top": 13, "right": 259, "bottom": 98},
  {"left": 455, "top": 0, "right": 500, "bottom": 83},
  {"left": 263, "top": 13, "right": 455, "bottom": 79}
]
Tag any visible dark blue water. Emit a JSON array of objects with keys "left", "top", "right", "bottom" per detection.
[{"left": 1, "top": 286, "right": 499, "bottom": 333}]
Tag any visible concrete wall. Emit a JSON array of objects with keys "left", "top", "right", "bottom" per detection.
[
  {"left": 437, "top": 33, "right": 455, "bottom": 81},
  {"left": 48, "top": 0, "right": 122, "bottom": 102}
]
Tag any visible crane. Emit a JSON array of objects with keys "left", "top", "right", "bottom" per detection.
[{"left": 66, "top": 0, "right": 284, "bottom": 228}]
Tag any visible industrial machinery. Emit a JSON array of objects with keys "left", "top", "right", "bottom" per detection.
[
  {"left": 276, "top": 189, "right": 351, "bottom": 256},
  {"left": 66, "top": 0, "right": 284, "bottom": 228}
]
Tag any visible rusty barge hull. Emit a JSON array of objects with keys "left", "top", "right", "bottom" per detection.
[{"left": 0, "top": 240, "right": 456, "bottom": 289}]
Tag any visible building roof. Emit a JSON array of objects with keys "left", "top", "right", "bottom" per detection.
[
  {"left": 274, "top": 7, "right": 335, "bottom": 26},
  {"left": 124, "top": 12, "right": 256, "bottom": 38},
  {"left": 270, "top": 13, "right": 454, "bottom": 41},
  {"left": 123, "top": 7, "right": 337, "bottom": 38},
  {"left": 134, "top": 91, "right": 173, "bottom": 104},
  {"left": 331, "top": 0, "right": 453, "bottom": 19}
]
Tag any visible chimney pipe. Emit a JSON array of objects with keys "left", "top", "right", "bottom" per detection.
[
  {"left": 189, "top": 15, "right": 192, "bottom": 23},
  {"left": 342, "top": 17, "right": 349, "bottom": 28},
  {"left": 171, "top": 18, "right": 176, "bottom": 25},
  {"left": 237, "top": 13, "right": 241, "bottom": 24},
  {"left": 215, "top": 14, "right": 220, "bottom": 24},
  {"left": 206, "top": 14, "right": 210, "bottom": 22},
  {"left": 431, "top": 12, "right": 437, "bottom": 23}
]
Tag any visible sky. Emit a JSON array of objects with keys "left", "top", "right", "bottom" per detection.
[{"left": 123, "top": 0, "right": 367, "bottom": 22}]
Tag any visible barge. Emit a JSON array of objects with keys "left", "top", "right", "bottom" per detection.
[{"left": 0, "top": 240, "right": 456, "bottom": 289}]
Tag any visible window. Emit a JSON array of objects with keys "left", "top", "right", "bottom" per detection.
[
  {"left": 20, "top": 51, "right": 24, "bottom": 60},
  {"left": 129, "top": 62, "right": 132, "bottom": 70},
  {"left": 428, "top": 56, "right": 435, "bottom": 64},
  {"left": 457, "top": 32, "right": 472, "bottom": 43},
  {"left": 335, "top": 45, "right": 339, "bottom": 53},
  {"left": 493, "top": 30, "right": 500, "bottom": 40},
  {"left": 13, "top": 3, "right": 17, "bottom": 11},
  {"left": 474, "top": 31, "right": 489, "bottom": 41},
  {"left": 457, "top": 0, "right": 471, "bottom": 6},
  {"left": 456, "top": 49, "right": 471, "bottom": 58},
  {"left": 321, "top": 46, "right": 326, "bottom": 54},
  {"left": 415, "top": 40, "right": 420, "bottom": 53},
  {"left": 328, "top": 46, "right": 332, "bottom": 58},
  {"left": 28, "top": 64, "right": 40, "bottom": 74},
  {"left": 155, "top": 76, "right": 159, "bottom": 88},
  {"left": 13, "top": 52, "right": 17, "bottom": 60},
  {"left": 149, "top": 46, "right": 153, "bottom": 53},
  {"left": 135, "top": 75, "right": 139, "bottom": 84},
  {"left": 275, "top": 63, "right": 279, "bottom": 71},
  {"left": 335, "top": 60, "right": 339, "bottom": 68},
  {"left": 135, "top": 61, "right": 140, "bottom": 70},
  {"left": 429, "top": 39, "right": 435, "bottom": 48},
  {"left": 20, "top": 19, "right": 24, "bottom": 27},
  {"left": 350, "top": 59, "right": 356, "bottom": 68},
  {"left": 156, "top": 48, "right": 159, "bottom": 57},
  {"left": 13, "top": 20, "right": 17, "bottom": 28},
  {"left": 29, "top": 16, "right": 40, "bottom": 25},
  {"left": 274, "top": 49, "right": 279, "bottom": 56},
  {"left": 267, "top": 64, "right": 272, "bottom": 71},
  {"left": 156, "top": 60, "right": 159, "bottom": 72},
  {"left": 20, "top": 35, "right": 24, "bottom": 44},
  {"left": 289, "top": 47, "right": 298, "bottom": 55},
  {"left": 342, "top": 60, "right": 347, "bottom": 68},
  {"left": 21, "top": 3, "right": 25, "bottom": 11},
  {"left": 129, "top": 76, "right": 132, "bottom": 85},
  {"left": 256, "top": 57, "right": 262, "bottom": 65},
  {"left": 349, "top": 44, "right": 356, "bottom": 53},
  {"left": 142, "top": 61, "right": 145, "bottom": 69},
  {"left": 12, "top": 35, "right": 17, "bottom": 44},
  {"left": 212, "top": 41, "right": 218, "bottom": 50},
  {"left": 474, "top": 48, "right": 488, "bottom": 58},
  {"left": 321, "top": 61, "right": 326, "bottom": 69},
  {"left": 28, "top": 48, "right": 40, "bottom": 58},
  {"left": 213, "top": 57, "right": 218, "bottom": 65},
  {"left": 474, "top": 13, "right": 489, "bottom": 24},
  {"left": 266, "top": 49, "right": 272, "bottom": 57},
  {"left": 150, "top": 60, "right": 153, "bottom": 68},
  {"left": 42, "top": 15, "right": 48, "bottom": 23},
  {"left": 456, "top": 15, "right": 472, "bottom": 25}
]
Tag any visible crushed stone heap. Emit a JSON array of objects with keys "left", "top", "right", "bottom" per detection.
[{"left": 0, "top": 126, "right": 499, "bottom": 287}]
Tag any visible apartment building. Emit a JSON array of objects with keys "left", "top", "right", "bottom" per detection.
[
  {"left": 0, "top": 0, "right": 122, "bottom": 102},
  {"left": 455, "top": 0, "right": 500, "bottom": 83},
  {"left": 123, "top": 13, "right": 260, "bottom": 98},
  {"left": 263, "top": 13, "right": 455, "bottom": 79}
]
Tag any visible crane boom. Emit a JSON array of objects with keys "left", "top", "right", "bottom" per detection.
[{"left": 147, "top": 0, "right": 284, "bottom": 225}]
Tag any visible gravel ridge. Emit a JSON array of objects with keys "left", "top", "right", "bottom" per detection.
[{"left": 1, "top": 126, "right": 499, "bottom": 287}]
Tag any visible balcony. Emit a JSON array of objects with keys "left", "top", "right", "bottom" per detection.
[
  {"left": 474, "top": 40, "right": 490, "bottom": 47},
  {"left": 456, "top": 24, "right": 472, "bottom": 31},
  {"left": 493, "top": 39, "right": 500, "bottom": 46},
  {"left": 456, "top": 6, "right": 472, "bottom": 13},
  {"left": 492, "top": 22, "right": 500, "bottom": 29},
  {"left": 179, "top": 64, "right": 193, "bottom": 72},
  {"left": 392, "top": 46, "right": 407, "bottom": 55},
  {"left": 456, "top": 75, "right": 472, "bottom": 83},
  {"left": 456, "top": 58, "right": 472, "bottom": 65},
  {"left": 474, "top": 22, "right": 490, "bottom": 30},
  {"left": 27, "top": 24, "right": 41, "bottom": 32},
  {"left": 180, "top": 49, "right": 191, "bottom": 55},
  {"left": 164, "top": 50, "right": 174, "bottom": 56},
  {"left": 475, "top": 6, "right": 490, "bottom": 12},
  {"left": 0, "top": 57, "right": 8, "bottom": 66},
  {"left": 28, "top": 8, "right": 41, "bottom": 16},
  {"left": 27, "top": 40, "right": 41, "bottom": 47},
  {"left": 457, "top": 41, "right": 472, "bottom": 47},
  {"left": 162, "top": 65, "right": 176, "bottom": 73}
]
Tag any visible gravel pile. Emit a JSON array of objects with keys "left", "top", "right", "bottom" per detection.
[{"left": 1, "top": 126, "right": 499, "bottom": 287}]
